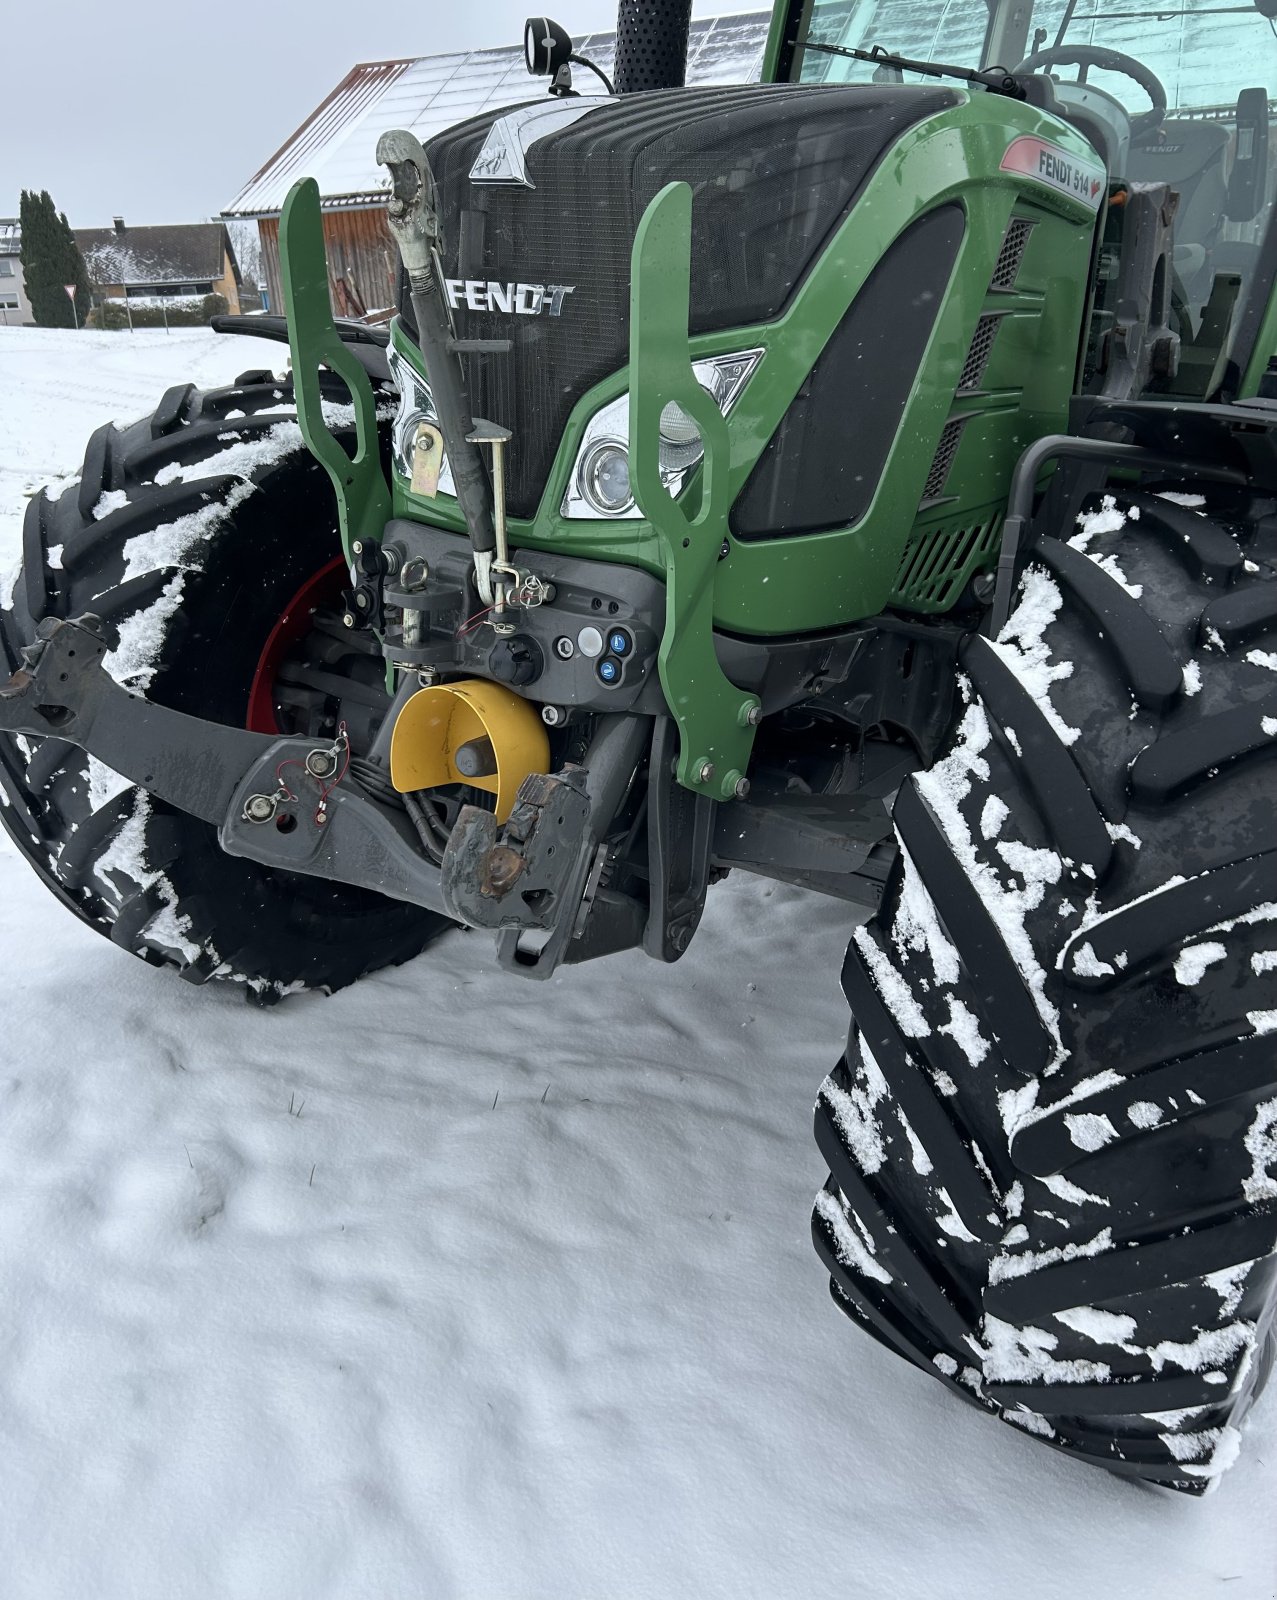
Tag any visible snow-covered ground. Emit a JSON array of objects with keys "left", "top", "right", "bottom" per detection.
[{"left": 1, "top": 327, "right": 1275, "bottom": 1599}]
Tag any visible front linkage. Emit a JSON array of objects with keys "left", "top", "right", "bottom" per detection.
[{"left": 0, "top": 612, "right": 637, "bottom": 955}]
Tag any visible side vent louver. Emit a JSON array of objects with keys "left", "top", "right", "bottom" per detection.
[
  {"left": 921, "top": 215, "right": 1034, "bottom": 499},
  {"left": 957, "top": 313, "right": 1003, "bottom": 394},
  {"left": 922, "top": 417, "right": 967, "bottom": 500},
  {"left": 991, "top": 217, "right": 1034, "bottom": 290},
  {"left": 891, "top": 516, "right": 1002, "bottom": 608}
]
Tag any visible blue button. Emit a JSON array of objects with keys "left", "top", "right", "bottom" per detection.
[
  {"left": 607, "top": 630, "right": 631, "bottom": 657},
  {"left": 596, "top": 657, "right": 621, "bottom": 685}
]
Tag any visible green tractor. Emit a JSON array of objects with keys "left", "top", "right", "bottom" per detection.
[{"left": 5, "top": 0, "right": 1277, "bottom": 1492}]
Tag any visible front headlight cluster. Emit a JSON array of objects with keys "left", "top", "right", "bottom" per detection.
[
  {"left": 388, "top": 344, "right": 456, "bottom": 497},
  {"left": 389, "top": 340, "right": 762, "bottom": 520},
  {"left": 562, "top": 349, "right": 764, "bottom": 520}
]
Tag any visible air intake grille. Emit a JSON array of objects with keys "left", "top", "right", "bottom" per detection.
[
  {"left": 891, "top": 516, "right": 1001, "bottom": 609},
  {"left": 922, "top": 417, "right": 966, "bottom": 501},
  {"left": 991, "top": 218, "right": 1034, "bottom": 290},
  {"left": 957, "top": 313, "right": 1003, "bottom": 393}
]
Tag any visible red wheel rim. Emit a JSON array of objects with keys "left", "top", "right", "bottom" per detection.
[{"left": 245, "top": 556, "right": 348, "bottom": 734}]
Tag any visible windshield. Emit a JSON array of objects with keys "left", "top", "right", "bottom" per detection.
[{"left": 792, "top": 0, "right": 1277, "bottom": 115}]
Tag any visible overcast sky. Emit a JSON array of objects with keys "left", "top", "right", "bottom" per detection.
[{"left": 6, "top": 0, "right": 754, "bottom": 228}]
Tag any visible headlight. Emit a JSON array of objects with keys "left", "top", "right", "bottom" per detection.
[
  {"left": 562, "top": 348, "right": 763, "bottom": 520},
  {"left": 581, "top": 440, "right": 634, "bottom": 515},
  {"left": 388, "top": 344, "right": 456, "bottom": 497}
]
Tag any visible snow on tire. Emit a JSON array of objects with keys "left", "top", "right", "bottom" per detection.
[
  {"left": 0, "top": 368, "right": 448, "bottom": 998},
  {"left": 813, "top": 487, "right": 1277, "bottom": 1493}
]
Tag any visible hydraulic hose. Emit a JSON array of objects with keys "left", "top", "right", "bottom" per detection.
[{"left": 378, "top": 130, "right": 497, "bottom": 561}]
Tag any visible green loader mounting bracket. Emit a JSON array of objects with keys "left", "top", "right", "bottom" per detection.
[
  {"left": 629, "top": 182, "right": 759, "bottom": 802},
  {"left": 279, "top": 177, "right": 391, "bottom": 564}
]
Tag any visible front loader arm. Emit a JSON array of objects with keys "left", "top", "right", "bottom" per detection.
[{"left": 628, "top": 182, "right": 760, "bottom": 803}]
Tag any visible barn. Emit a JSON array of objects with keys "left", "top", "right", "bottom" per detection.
[{"left": 220, "top": 11, "right": 770, "bottom": 318}]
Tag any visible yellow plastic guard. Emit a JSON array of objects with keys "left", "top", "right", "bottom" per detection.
[{"left": 389, "top": 678, "right": 550, "bottom": 823}]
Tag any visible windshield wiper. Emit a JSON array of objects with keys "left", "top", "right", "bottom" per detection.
[{"left": 798, "top": 40, "right": 1026, "bottom": 97}]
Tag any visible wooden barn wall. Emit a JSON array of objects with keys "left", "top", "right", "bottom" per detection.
[{"left": 257, "top": 207, "right": 399, "bottom": 319}]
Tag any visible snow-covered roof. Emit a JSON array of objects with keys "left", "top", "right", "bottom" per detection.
[
  {"left": 222, "top": 10, "right": 771, "bottom": 218},
  {"left": 74, "top": 223, "right": 231, "bottom": 288}
]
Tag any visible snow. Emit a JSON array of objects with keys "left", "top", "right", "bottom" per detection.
[
  {"left": 118, "top": 478, "right": 256, "bottom": 585},
  {"left": 1069, "top": 497, "right": 1143, "bottom": 596},
  {"left": 1174, "top": 941, "right": 1228, "bottom": 987},
  {"left": 977, "top": 1317, "right": 1111, "bottom": 1385},
  {"left": 1205, "top": 1262, "right": 1255, "bottom": 1319},
  {"left": 814, "top": 1186, "right": 891, "bottom": 1285},
  {"left": 3, "top": 328, "right": 1277, "bottom": 1592},
  {"left": 1065, "top": 1112, "right": 1120, "bottom": 1153},
  {"left": 892, "top": 847, "right": 960, "bottom": 986},
  {"left": 937, "top": 1189, "right": 979, "bottom": 1242},
  {"left": 990, "top": 1227, "right": 1114, "bottom": 1285},
  {"left": 988, "top": 569, "right": 1081, "bottom": 747},
  {"left": 1070, "top": 941, "right": 1115, "bottom": 980},
  {"left": 1182, "top": 661, "right": 1202, "bottom": 697},
  {"left": 911, "top": 695, "right": 1064, "bottom": 1058},
  {"left": 1244, "top": 1099, "right": 1277, "bottom": 1203},
  {"left": 1055, "top": 1306, "right": 1138, "bottom": 1346},
  {"left": 1248, "top": 650, "right": 1277, "bottom": 673},
  {"left": 821, "top": 1038, "right": 888, "bottom": 1176},
  {"left": 937, "top": 996, "right": 990, "bottom": 1067},
  {"left": 1041, "top": 1173, "right": 1108, "bottom": 1207},
  {"left": 980, "top": 794, "right": 1009, "bottom": 840},
  {"left": 102, "top": 571, "right": 188, "bottom": 689},
  {"left": 853, "top": 923, "right": 930, "bottom": 1038},
  {"left": 1127, "top": 1101, "right": 1165, "bottom": 1130},
  {"left": 1146, "top": 1323, "right": 1256, "bottom": 1376},
  {"left": 1073, "top": 493, "right": 1129, "bottom": 540}
]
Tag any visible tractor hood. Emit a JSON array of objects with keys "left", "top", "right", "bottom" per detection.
[{"left": 404, "top": 83, "right": 957, "bottom": 520}]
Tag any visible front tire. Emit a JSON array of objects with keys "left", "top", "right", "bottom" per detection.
[
  {"left": 814, "top": 485, "right": 1277, "bottom": 1492},
  {"left": 0, "top": 371, "right": 448, "bottom": 999}
]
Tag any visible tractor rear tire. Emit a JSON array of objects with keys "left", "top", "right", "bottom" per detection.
[
  {"left": 0, "top": 371, "right": 449, "bottom": 1000},
  {"left": 813, "top": 486, "right": 1277, "bottom": 1492}
]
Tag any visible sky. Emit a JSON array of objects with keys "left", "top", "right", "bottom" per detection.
[{"left": 4, "top": 0, "right": 756, "bottom": 229}]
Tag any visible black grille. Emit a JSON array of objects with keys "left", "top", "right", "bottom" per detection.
[
  {"left": 922, "top": 417, "right": 967, "bottom": 501},
  {"left": 411, "top": 84, "right": 957, "bottom": 519},
  {"left": 991, "top": 218, "right": 1034, "bottom": 290},
  {"left": 957, "top": 313, "right": 1003, "bottom": 393}
]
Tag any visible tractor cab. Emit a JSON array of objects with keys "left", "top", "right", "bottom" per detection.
[{"left": 777, "top": 0, "right": 1277, "bottom": 397}]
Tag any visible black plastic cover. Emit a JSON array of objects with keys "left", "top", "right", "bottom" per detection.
[
  {"left": 731, "top": 205, "right": 965, "bottom": 539},
  {"left": 411, "top": 85, "right": 957, "bottom": 518}
]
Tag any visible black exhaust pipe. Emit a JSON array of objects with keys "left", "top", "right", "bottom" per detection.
[{"left": 613, "top": 0, "right": 693, "bottom": 93}]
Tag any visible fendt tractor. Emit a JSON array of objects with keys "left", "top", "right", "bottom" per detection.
[{"left": 4, "top": 0, "right": 1277, "bottom": 1492}]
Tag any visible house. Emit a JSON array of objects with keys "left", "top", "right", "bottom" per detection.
[
  {"left": 221, "top": 10, "right": 769, "bottom": 319},
  {"left": 72, "top": 218, "right": 245, "bottom": 314},
  {"left": 0, "top": 219, "right": 35, "bottom": 326}
]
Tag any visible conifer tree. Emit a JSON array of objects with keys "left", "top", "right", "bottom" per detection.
[{"left": 18, "top": 190, "right": 93, "bottom": 328}]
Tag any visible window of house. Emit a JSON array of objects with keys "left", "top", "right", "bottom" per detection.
[
  {"left": 0, "top": 295, "right": 20, "bottom": 309},
  {"left": 0, "top": 259, "right": 14, "bottom": 277},
  {"left": 125, "top": 281, "right": 215, "bottom": 299}
]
